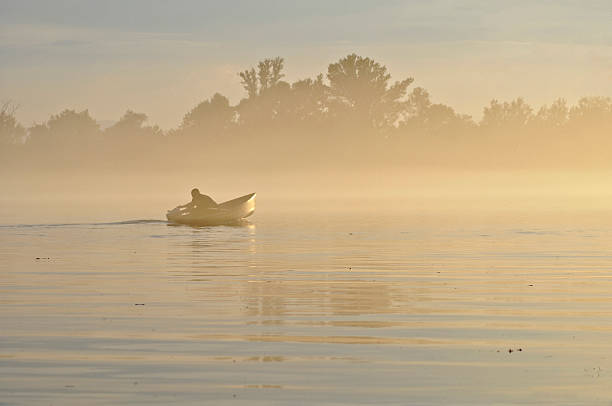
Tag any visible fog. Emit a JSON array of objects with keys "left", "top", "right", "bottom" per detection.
[{"left": 2, "top": 54, "right": 612, "bottom": 224}]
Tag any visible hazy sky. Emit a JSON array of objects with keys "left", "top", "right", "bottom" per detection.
[{"left": 1, "top": 0, "right": 611, "bottom": 128}]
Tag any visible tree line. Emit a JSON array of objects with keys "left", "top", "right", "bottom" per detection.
[{"left": 2, "top": 53, "right": 612, "bottom": 170}]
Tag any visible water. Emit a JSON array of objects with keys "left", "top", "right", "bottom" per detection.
[{"left": 2, "top": 207, "right": 612, "bottom": 405}]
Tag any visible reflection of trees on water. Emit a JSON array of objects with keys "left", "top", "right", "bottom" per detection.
[
  {"left": 326, "top": 282, "right": 393, "bottom": 316},
  {"left": 240, "top": 277, "right": 397, "bottom": 319},
  {"left": 243, "top": 280, "right": 288, "bottom": 319},
  {"left": 166, "top": 224, "right": 441, "bottom": 321}
]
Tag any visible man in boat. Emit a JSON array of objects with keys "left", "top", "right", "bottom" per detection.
[{"left": 179, "top": 188, "right": 218, "bottom": 210}]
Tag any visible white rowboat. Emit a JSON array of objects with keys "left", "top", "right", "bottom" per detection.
[{"left": 166, "top": 193, "right": 256, "bottom": 226}]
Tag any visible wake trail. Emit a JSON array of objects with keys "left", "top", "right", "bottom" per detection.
[{"left": 0, "top": 219, "right": 168, "bottom": 229}]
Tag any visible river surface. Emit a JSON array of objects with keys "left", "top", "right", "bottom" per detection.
[{"left": 2, "top": 206, "right": 612, "bottom": 405}]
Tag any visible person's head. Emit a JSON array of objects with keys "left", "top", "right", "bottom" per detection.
[{"left": 191, "top": 188, "right": 200, "bottom": 198}]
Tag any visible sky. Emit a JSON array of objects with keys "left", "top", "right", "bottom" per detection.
[{"left": 1, "top": 0, "right": 611, "bottom": 128}]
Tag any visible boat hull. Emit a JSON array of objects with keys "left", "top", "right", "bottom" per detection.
[{"left": 166, "top": 193, "right": 255, "bottom": 226}]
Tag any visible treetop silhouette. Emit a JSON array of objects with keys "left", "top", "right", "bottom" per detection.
[{"left": 2, "top": 53, "right": 612, "bottom": 170}]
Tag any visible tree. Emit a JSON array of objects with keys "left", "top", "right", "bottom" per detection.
[
  {"left": 180, "top": 93, "right": 235, "bottom": 137},
  {"left": 250, "top": 75, "right": 330, "bottom": 128},
  {"left": 286, "top": 74, "right": 329, "bottom": 125},
  {"left": 401, "top": 88, "right": 474, "bottom": 135},
  {"left": 0, "top": 101, "right": 26, "bottom": 144},
  {"left": 26, "top": 123, "right": 49, "bottom": 145},
  {"left": 406, "top": 87, "right": 432, "bottom": 119},
  {"left": 533, "top": 98, "right": 569, "bottom": 129},
  {"left": 105, "top": 110, "right": 161, "bottom": 138},
  {"left": 424, "top": 104, "right": 474, "bottom": 135},
  {"left": 327, "top": 53, "right": 413, "bottom": 129},
  {"left": 568, "top": 96, "right": 612, "bottom": 130},
  {"left": 239, "top": 69, "right": 258, "bottom": 99},
  {"left": 46, "top": 109, "right": 100, "bottom": 138},
  {"left": 239, "top": 57, "right": 285, "bottom": 99},
  {"left": 236, "top": 58, "right": 291, "bottom": 128},
  {"left": 258, "top": 57, "right": 284, "bottom": 91},
  {"left": 480, "top": 98, "right": 533, "bottom": 131}
]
